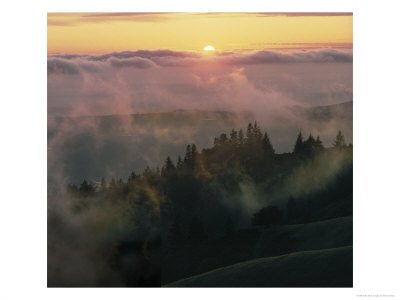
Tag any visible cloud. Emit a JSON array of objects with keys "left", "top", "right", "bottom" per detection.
[
  {"left": 254, "top": 12, "right": 353, "bottom": 17},
  {"left": 48, "top": 59, "right": 81, "bottom": 75},
  {"left": 109, "top": 57, "right": 157, "bottom": 69},
  {"left": 220, "top": 49, "right": 352, "bottom": 65},
  {"left": 50, "top": 49, "right": 352, "bottom": 71},
  {"left": 47, "top": 13, "right": 171, "bottom": 27},
  {"left": 48, "top": 48, "right": 352, "bottom": 118}
]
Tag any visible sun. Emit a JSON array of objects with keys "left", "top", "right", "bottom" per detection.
[{"left": 203, "top": 45, "right": 215, "bottom": 52}]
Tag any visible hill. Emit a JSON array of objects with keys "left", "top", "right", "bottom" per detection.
[
  {"left": 165, "top": 246, "right": 352, "bottom": 287},
  {"left": 162, "top": 216, "right": 352, "bottom": 284}
]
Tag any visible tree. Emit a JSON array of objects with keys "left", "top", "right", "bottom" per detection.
[
  {"left": 176, "top": 155, "right": 183, "bottom": 169},
  {"left": 294, "top": 131, "right": 304, "bottom": 154},
  {"left": 109, "top": 178, "right": 117, "bottom": 190},
  {"left": 189, "top": 216, "right": 207, "bottom": 242},
  {"left": 252, "top": 205, "right": 282, "bottom": 227},
  {"left": 128, "top": 172, "right": 138, "bottom": 183},
  {"left": 303, "top": 134, "right": 316, "bottom": 155},
  {"left": 262, "top": 132, "right": 275, "bottom": 156},
  {"left": 238, "top": 128, "right": 244, "bottom": 145},
  {"left": 79, "top": 179, "right": 95, "bottom": 197},
  {"left": 333, "top": 130, "right": 346, "bottom": 148},
  {"left": 169, "top": 215, "right": 184, "bottom": 247},
  {"left": 191, "top": 144, "right": 197, "bottom": 159},
  {"left": 246, "top": 123, "right": 254, "bottom": 141},
  {"left": 218, "top": 133, "right": 228, "bottom": 145},
  {"left": 315, "top": 136, "right": 324, "bottom": 151},
  {"left": 224, "top": 216, "right": 235, "bottom": 237},
  {"left": 100, "top": 177, "right": 107, "bottom": 192},
  {"left": 162, "top": 156, "right": 175, "bottom": 175},
  {"left": 252, "top": 121, "right": 263, "bottom": 142},
  {"left": 230, "top": 129, "right": 238, "bottom": 145},
  {"left": 286, "top": 196, "right": 298, "bottom": 224}
]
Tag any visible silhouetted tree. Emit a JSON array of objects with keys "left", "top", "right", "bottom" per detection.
[
  {"left": 184, "top": 144, "right": 192, "bottom": 164},
  {"left": 79, "top": 179, "right": 95, "bottom": 197},
  {"left": 66, "top": 183, "right": 79, "bottom": 196},
  {"left": 189, "top": 216, "right": 207, "bottom": 242},
  {"left": 109, "top": 178, "right": 117, "bottom": 190},
  {"left": 238, "top": 128, "right": 244, "bottom": 144},
  {"left": 100, "top": 177, "right": 107, "bottom": 192},
  {"left": 176, "top": 155, "right": 183, "bottom": 169},
  {"left": 224, "top": 217, "right": 235, "bottom": 237},
  {"left": 246, "top": 123, "right": 254, "bottom": 141},
  {"left": 219, "top": 133, "right": 228, "bottom": 145},
  {"left": 252, "top": 205, "right": 282, "bottom": 227},
  {"left": 253, "top": 121, "right": 263, "bottom": 142},
  {"left": 128, "top": 172, "right": 138, "bottom": 183},
  {"left": 162, "top": 156, "right": 175, "bottom": 176},
  {"left": 315, "top": 136, "right": 324, "bottom": 150},
  {"left": 262, "top": 132, "right": 275, "bottom": 156},
  {"left": 230, "top": 129, "right": 238, "bottom": 145},
  {"left": 286, "top": 196, "right": 298, "bottom": 224},
  {"left": 294, "top": 131, "right": 304, "bottom": 154},
  {"left": 191, "top": 144, "right": 197, "bottom": 159},
  {"left": 333, "top": 130, "right": 346, "bottom": 148},
  {"left": 169, "top": 215, "right": 184, "bottom": 248}
]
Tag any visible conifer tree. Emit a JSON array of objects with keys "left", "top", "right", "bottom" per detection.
[
  {"left": 294, "top": 131, "right": 304, "bottom": 154},
  {"left": 262, "top": 132, "right": 275, "bottom": 156},
  {"left": 253, "top": 121, "right": 263, "bottom": 142},
  {"left": 238, "top": 128, "right": 244, "bottom": 145},
  {"left": 230, "top": 129, "right": 238, "bottom": 145},
  {"left": 128, "top": 172, "right": 137, "bottom": 183},
  {"left": 219, "top": 133, "right": 228, "bottom": 145},
  {"left": 184, "top": 144, "right": 192, "bottom": 164},
  {"left": 333, "top": 130, "right": 346, "bottom": 148},
  {"left": 166, "top": 156, "right": 175, "bottom": 170},
  {"left": 246, "top": 123, "right": 254, "bottom": 141},
  {"left": 100, "top": 177, "right": 107, "bottom": 192},
  {"left": 176, "top": 155, "right": 183, "bottom": 168},
  {"left": 315, "top": 136, "right": 324, "bottom": 150}
]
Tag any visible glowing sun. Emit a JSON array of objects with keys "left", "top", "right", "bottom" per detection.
[{"left": 203, "top": 45, "right": 215, "bottom": 52}]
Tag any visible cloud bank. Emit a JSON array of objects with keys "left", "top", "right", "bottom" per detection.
[
  {"left": 48, "top": 48, "right": 352, "bottom": 118},
  {"left": 48, "top": 49, "right": 352, "bottom": 74}
]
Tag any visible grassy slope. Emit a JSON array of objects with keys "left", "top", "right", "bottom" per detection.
[
  {"left": 163, "top": 216, "right": 353, "bottom": 286},
  {"left": 165, "top": 246, "right": 352, "bottom": 287},
  {"left": 254, "top": 216, "right": 353, "bottom": 257}
]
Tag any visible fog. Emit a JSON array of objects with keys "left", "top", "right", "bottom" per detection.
[
  {"left": 48, "top": 48, "right": 352, "bottom": 184},
  {"left": 47, "top": 48, "right": 352, "bottom": 286}
]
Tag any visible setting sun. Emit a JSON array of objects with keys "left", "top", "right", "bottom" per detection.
[{"left": 203, "top": 45, "right": 215, "bottom": 52}]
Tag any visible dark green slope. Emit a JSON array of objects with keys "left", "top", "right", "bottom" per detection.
[{"left": 165, "top": 246, "right": 352, "bottom": 287}]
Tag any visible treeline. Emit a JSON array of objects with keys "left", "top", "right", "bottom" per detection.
[
  {"left": 66, "top": 122, "right": 352, "bottom": 232},
  {"left": 62, "top": 121, "right": 353, "bottom": 285}
]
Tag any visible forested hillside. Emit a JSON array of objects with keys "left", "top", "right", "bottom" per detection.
[{"left": 48, "top": 122, "right": 353, "bottom": 287}]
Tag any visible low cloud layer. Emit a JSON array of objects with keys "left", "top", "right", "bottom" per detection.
[
  {"left": 48, "top": 48, "right": 352, "bottom": 184},
  {"left": 49, "top": 49, "right": 352, "bottom": 73},
  {"left": 48, "top": 48, "right": 352, "bottom": 117}
]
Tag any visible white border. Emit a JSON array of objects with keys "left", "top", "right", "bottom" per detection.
[{"left": 1, "top": 0, "right": 399, "bottom": 299}]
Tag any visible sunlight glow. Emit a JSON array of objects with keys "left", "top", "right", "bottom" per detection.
[{"left": 203, "top": 45, "right": 215, "bottom": 51}]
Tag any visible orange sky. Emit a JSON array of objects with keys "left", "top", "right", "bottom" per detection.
[{"left": 47, "top": 13, "right": 353, "bottom": 54}]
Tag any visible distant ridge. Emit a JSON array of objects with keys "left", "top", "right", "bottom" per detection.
[{"left": 292, "top": 101, "right": 353, "bottom": 122}]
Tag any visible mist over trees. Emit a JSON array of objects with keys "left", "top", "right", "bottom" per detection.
[{"left": 48, "top": 122, "right": 353, "bottom": 287}]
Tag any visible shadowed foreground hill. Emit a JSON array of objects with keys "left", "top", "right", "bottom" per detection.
[
  {"left": 165, "top": 246, "right": 352, "bottom": 287},
  {"left": 254, "top": 216, "right": 353, "bottom": 257}
]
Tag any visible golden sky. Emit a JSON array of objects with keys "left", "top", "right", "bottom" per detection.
[{"left": 47, "top": 13, "right": 353, "bottom": 54}]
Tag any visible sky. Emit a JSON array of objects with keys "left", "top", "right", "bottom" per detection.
[
  {"left": 48, "top": 12, "right": 352, "bottom": 53},
  {"left": 47, "top": 13, "right": 353, "bottom": 117}
]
